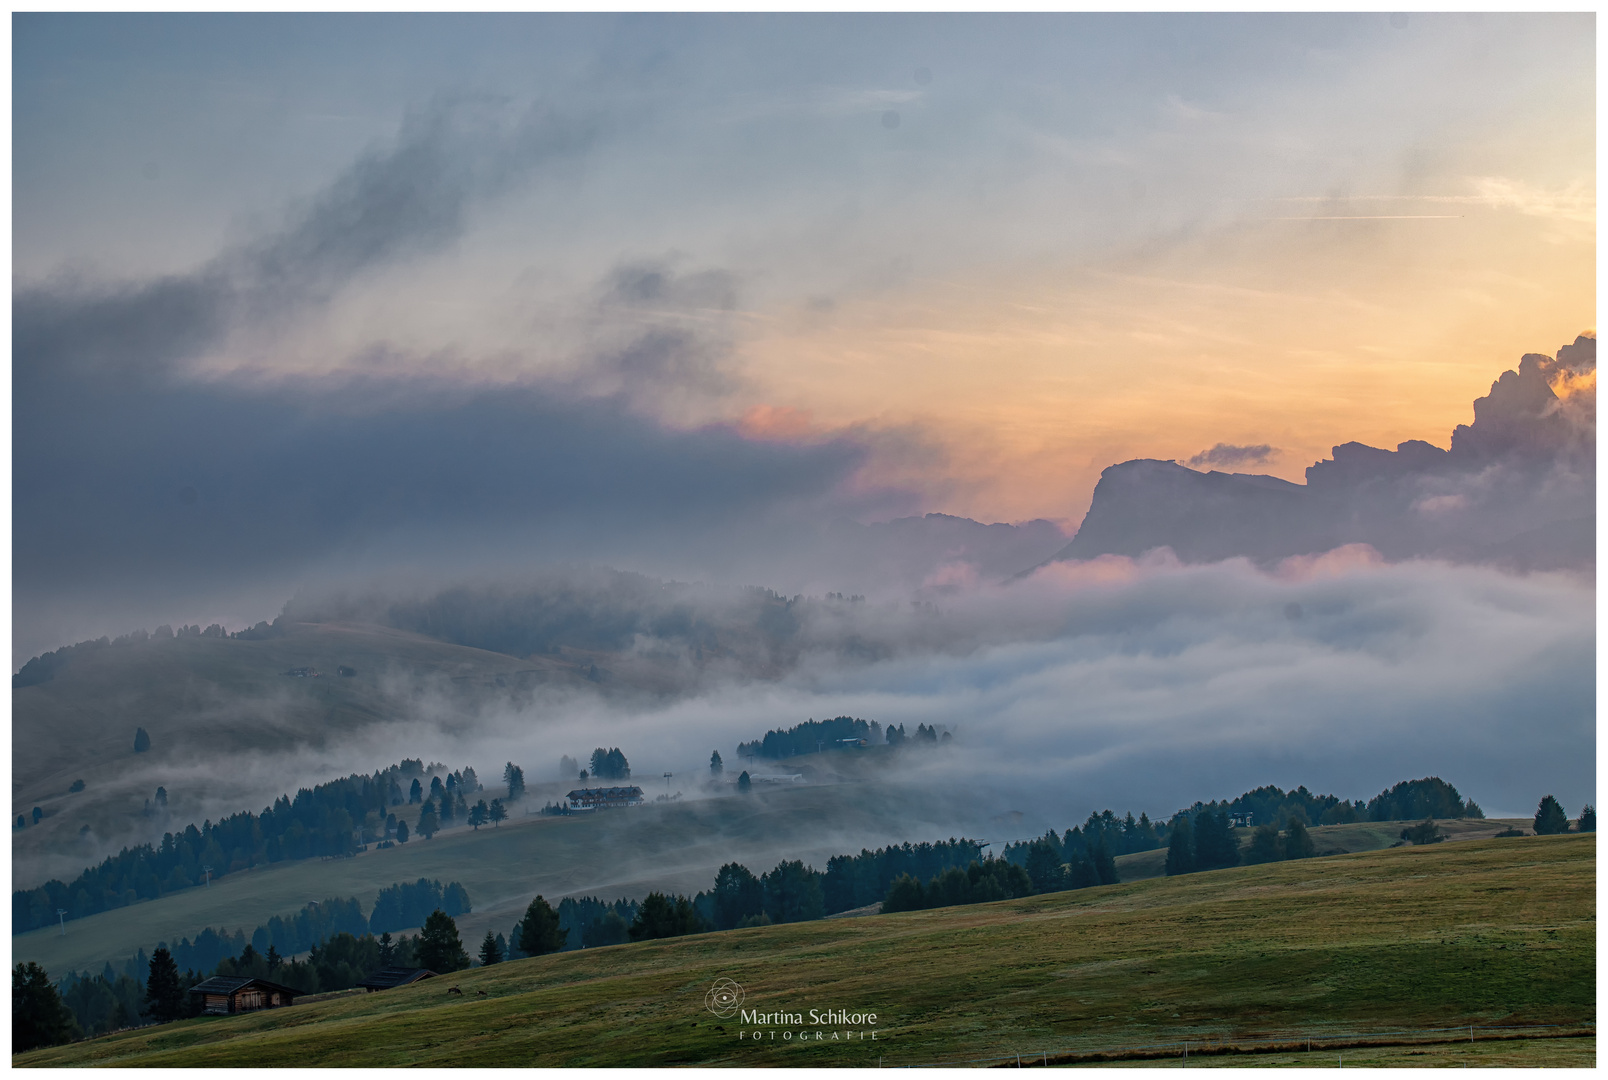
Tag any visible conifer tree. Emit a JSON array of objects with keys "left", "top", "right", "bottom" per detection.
[
  {"left": 1534, "top": 795, "right": 1570, "bottom": 835},
  {"left": 13, "top": 962, "right": 79, "bottom": 1051},
  {"left": 417, "top": 910, "right": 469, "bottom": 973},
  {"left": 144, "top": 948, "right": 183, "bottom": 1023},
  {"left": 1164, "top": 816, "right": 1195, "bottom": 876},
  {"left": 478, "top": 931, "right": 502, "bottom": 967},
  {"left": 517, "top": 896, "right": 566, "bottom": 957}
]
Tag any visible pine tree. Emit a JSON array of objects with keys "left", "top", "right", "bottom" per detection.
[
  {"left": 13, "top": 962, "right": 80, "bottom": 1051},
  {"left": 1091, "top": 839, "right": 1118, "bottom": 885},
  {"left": 504, "top": 763, "right": 525, "bottom": 801},
  {"left": 377, "top": 932, "right": 396, "bottom": 965},
  {"left": 1164, "top": 816, "right": 1195, "bottom": 876},
  {"left": 395, "top": 820, "right": 410, "bottom": 844},
  {"left": 710, "top": 751, "right": 724, "bottom": 776},
  {"left": 1577, "top": 805, "right": 1596, "bottom": 833},
  {"left": 737, "top": 770, "right": 752, "bottom": 793},
  {"left": 517, "top": 896, "right": 566, "bottom": 957},
  {"left": 144, "top": 947, "right": 183, "bottom": 1023},
  {"left": 468, "top": 800, "right": 489, "bottom": 830},
  {"left": 265, "top": 945, "right": 281, "bottom": 973},
  {"left": 1023, "top": 838, "right": 1066, "bottom": 893},
  {"left": 489, "top": 799, "right": 507, "bottom": 827},
  {"left": 133, "top": 728, "right": 151, "bottom": 753},
  {"left": 409, "top": 778, "right": 423, "bottom": 804},
  {"left": 416, "top": 910, "right": 469, "bottom": 973},
  {"left": 478, "top": 931, "right": 502, "bottom": 967},
  {"left": 1534, "top": 795, "right": 1570, "bottom": 835},
  {"left": 1192, "top": 810, "right": 1239, "bottom": 871}
]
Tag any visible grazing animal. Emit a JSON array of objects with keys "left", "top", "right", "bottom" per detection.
[
  {"left": 476, "top": 990, "right": 487, "bottom": 996},
  {"left": 447, "top": 986, "right": 463, "bottom": 996}
]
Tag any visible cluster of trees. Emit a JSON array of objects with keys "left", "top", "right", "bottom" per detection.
[
  {"left": 1398, "top": 820, "right": 1444, "bottom": 846},
  {"left": 369, "top": 879, "right": 472, "bottom": 934},
  {"left": 1364, "top": 778, "right": 1483, "bottom": 821},
  {"left": 698, "top": 860, "right": 825, "bottom": 928},
  {"left": 881, "top": 859, "right": 1032, "bottom": 912},
  {"left": 822, "top": 839, "right": 987, "bottom": 913},
  {"left": 1166, "top": 777, "right": 1481, "bottom": 833},
  {"left": 737, "top": 716, "right": 882, "bottom": 759},
  {"left": 411, "top": 768, "right": 488, "bottom": 839},
  {"left": 94, "top": 880, "right": 469, "bottom": 1000},
  {"left": 14, "top": 759, "right": 483, "bottom": 933},
  {"left": 1165, "top": 811, "right": 1244, "bottom": 876},
  {"left": 586, "top": 748, "right": 631, "bottom": 781},
  {"left": 883, "top": 723, "right": 949, "bottom": 746},
  {"left": 550, "top": 896, "right": 640, "bottom": 952},
  {"left": 1001, "top": 810, "right": 1166, "bottom": 871},
  {"left": 1245, "top": 817, "right": 1318, "bottom": 862}
]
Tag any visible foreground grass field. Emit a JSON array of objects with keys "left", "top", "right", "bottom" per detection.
[{"left": 17, "top": 833, "right": 1593, "bottom": 1067}]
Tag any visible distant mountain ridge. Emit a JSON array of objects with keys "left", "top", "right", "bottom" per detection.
[{"left": 1045, "top": 335, "right": 1596, "bottom": 572}]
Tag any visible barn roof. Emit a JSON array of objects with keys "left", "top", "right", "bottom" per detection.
[
  {"left": 566, "top": 786, "right": 644, "bottom": 799},
  {"left": 357, "top": 967, "right": 439, "bottom": 990},
  {"left": 188, "top": 976, "right": 302, "bottom": 996}
]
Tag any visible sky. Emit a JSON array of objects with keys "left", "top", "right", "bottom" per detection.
[{"left": 11, "top": 12, "right": 1596, "bottom": 652}]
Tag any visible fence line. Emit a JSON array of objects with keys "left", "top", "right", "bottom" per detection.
[{"left": 889, "top": 1022, "right": 1594, "bottom": 1068}]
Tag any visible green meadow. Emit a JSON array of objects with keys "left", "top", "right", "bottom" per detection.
[{"left": 17, "top": 833, "right": 1593, "bottom": 1068}]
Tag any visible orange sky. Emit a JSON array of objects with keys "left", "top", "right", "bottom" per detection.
[{"left": 734, "top": 191, "right": 1595, "bottom": 526}]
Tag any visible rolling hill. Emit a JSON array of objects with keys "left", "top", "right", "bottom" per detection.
[{"left": 15, "top": 834, "right": 1594, "bottom": 1067}]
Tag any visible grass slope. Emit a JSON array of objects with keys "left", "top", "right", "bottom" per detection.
[
  {"left": 13, "top": 621, "right": 593, "bottom": 885},
  {"left": 17, "top": 834, "right": 1594, "bottom": 1068}
]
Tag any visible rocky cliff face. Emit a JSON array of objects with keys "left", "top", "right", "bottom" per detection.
[{"left": 1045, "top": 335, "right": 1595, "bottom": 572}]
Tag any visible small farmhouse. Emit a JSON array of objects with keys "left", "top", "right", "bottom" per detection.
[
  {"left": 357, "top": 967, "right": 438, "bottom": 992},
  {"left": 188, "top": 976, "right": 301, "bottom": 1015},
  {"left": 566, "top": 785, "right": 645, "bottom": 811}
]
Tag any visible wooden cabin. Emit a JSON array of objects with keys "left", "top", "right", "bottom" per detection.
[
  {"left": 188, "top": 976, "right": 301, "bottom": 1015},
  {"left": 357, "top": 967, "right": 438, "bottom": 992}
]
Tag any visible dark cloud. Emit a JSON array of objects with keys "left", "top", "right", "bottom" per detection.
[
  {"left": 1185, "top": 442, "right": 1275, "bottom": 468},
  {"left": 14, "top": 96, "right": 598, "bottom": 389},
  {"left": 11, "top": 371, "right": 891, "bottom": 663}
]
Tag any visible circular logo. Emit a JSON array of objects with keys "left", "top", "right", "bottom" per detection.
[{"left": 705, "top": 977, "right": 745, "bottom": 1018}]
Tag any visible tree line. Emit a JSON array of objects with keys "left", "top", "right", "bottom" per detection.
[
  {"left": 14, "top": 759, "right": 492, "bottom": 933},
  {"left": 735, "top": 715, "right": 958, "bottom": 760}
]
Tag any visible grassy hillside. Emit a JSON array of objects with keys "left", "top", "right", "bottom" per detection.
[
  {"left": 17, "top": 834, "right": 1594, "bottom": 1067},
  {"left": 14, "top": 781, "right": 974, "bottom": 977},
  {"left": 11, "top": 621, "right": 595, "bottom": 885}
]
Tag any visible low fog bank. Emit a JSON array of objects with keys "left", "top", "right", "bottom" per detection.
[{"left": 23, "top": 550, "right": 1588, "bottom": 890}]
